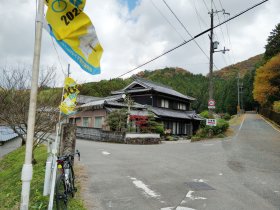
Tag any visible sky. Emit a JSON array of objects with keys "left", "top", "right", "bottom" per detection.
[{"left": 0, "top": 0, "right": 280, "bottom": 86}]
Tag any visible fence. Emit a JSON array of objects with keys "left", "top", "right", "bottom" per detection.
[
  {"left": 76, "top": 126, "right": 125, "bottom": 143},
  {"left": 260, "top": 108, "right": 280, "bottom": 125}
]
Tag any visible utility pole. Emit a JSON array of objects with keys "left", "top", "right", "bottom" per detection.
[
  {"left": 209, "top": 7, "right": 214, "bottom": 104},
  {"left": 20, "top": 0, "right": 44, "bottom": 209},
  {"left": 208, "top": 1, "right": 230, "bottom": 114},
  {"left": 237, "top": 73, "right": 240, "bottom": 114}
]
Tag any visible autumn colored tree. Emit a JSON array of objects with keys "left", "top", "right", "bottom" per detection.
[
  {"left": 253, "top": 54, "right": 280, "bottom": 106},
  {"left": 264, "top": 23, "right": 280, "bottom": 60}
]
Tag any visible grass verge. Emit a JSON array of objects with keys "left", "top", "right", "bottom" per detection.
[{"left": 0, "top": 145, "right": 86, "bottom": 210}]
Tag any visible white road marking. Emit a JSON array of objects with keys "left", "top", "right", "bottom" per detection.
[
  {"left": 161, "top": 207, "right": 196, "bottom": 210},
  {"left": 219, "top": 173, "right": 223, "bottom": 176},
  {"left": 239, "top": 115, "right": 246, "bottom": 131},
  {"left": 108, "top": 201, "right": 112, "bottom": 208},
  {"left": 260, "top": 115, "right": 280, "bottom": 133},
  {"left": 128, "top": 177, "right": 160, "bottom": 198},
  {"left": 176, "top": 207, "right": 196, "bottom": 210},
  {"left": 193, "top": 179, "right": 207, "bottom": 183},
  {"left": 102, "top": 151, "right": 110, "bottom": 155},
  {"left": 186, "top": 191, "right": 207, "bottom": 200}
]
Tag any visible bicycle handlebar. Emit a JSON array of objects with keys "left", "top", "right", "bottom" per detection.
[{"left": 57, "top": 150, "right": 81, "bottom": 161}]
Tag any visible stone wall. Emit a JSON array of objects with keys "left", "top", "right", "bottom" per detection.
[{"left": 76, "top": 127, "right": 161, "bottom": 144}]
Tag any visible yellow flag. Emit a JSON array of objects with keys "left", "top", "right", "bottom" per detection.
[
  {"left": 46, "top": 0, "right": 103, "bottom": 75},
  {"left": 45, "top": 0, "right": 86, "bottom": 12},
  {"left": 59, "top": 77, "right": 79, "bottom": 115}
]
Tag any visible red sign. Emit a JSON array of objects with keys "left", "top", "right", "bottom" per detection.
[
  {"left": 208, "top": 99, "right": 216, "bottom": 106},
  {"left": 208, "top": 99, "right": 216, "bottom": 109}
]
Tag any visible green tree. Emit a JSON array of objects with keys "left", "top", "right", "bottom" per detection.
[
  {"left": 264, "top": 23, "right": 280, "bottom": 60},
  {"left": 242, "top": 70, "right": 258, "bottom": 111},
  {"left": 105, "top": 109, "right": 127, "bottom": 132}
]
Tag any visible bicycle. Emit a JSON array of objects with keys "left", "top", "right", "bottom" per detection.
[{"left": 55, "top": 150, "right": 80, "bottom": 210}]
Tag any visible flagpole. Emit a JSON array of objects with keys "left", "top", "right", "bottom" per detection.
[{"left": 20, "top": 0, "right": 44, "bottom": 209}]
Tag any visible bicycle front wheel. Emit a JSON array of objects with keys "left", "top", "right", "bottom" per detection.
[
  {"left": 68, "top": 165, "right": 76, "bottom": 198},
  {"left": 55, "top": 175, "right": 68, "bottom": 210}
]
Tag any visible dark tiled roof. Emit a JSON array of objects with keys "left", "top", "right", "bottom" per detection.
[
  {"left": 80, "top": 95, "right": 123, "bottom": 108},
  {"left": 105, "top": 107, "right": 149, "bottom": 116},
  {"left": 105, "top": 101, "right": 145, "bottom": 109},
  {"left": 150, "top": 107, "right": 203, "bottom": 120},
  {"left": 112, "top": 78, "right": 196, "bottom": 101},
  {"left": 77, "top": 95, "right": 101, "bottom": 104}
]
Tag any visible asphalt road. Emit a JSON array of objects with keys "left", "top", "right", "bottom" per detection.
[{"left": 76, "top": 113, "right": 280, "bottom": 210}]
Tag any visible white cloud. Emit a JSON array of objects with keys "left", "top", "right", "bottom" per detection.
[{"left": 0, "top": 0, "right": 279, "bottom": 86}]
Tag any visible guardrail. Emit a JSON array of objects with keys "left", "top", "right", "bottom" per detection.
[{"left": 260, "top": 108, "right": 280, "bottom": 125}]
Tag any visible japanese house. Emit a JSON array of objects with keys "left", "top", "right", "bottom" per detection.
[{"left": 70, "top": 77, "right": 203, "bottom": 135}]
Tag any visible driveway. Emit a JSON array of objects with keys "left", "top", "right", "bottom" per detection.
[{"left": 76, "top": 113, "right": 280, "bottom": 210}]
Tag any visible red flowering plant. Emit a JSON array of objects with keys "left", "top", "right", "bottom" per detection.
[{"left": 129, "top": 114, "right": 164, "bottom": 134}]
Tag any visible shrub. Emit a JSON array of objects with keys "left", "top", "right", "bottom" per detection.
[
  {"left": 204, "top": 119, "right": 229, "bottom": 135},
  {"left": 155, "top": 123, "right": 164, "bottom": 135},
  {"left": 199, "top": 110, "right": 214, "bottom": 119},
  {"left": 273, "top": 101, "right": 280, "bottom": 113},
  {"left": 222, "top": 113, "right": 231, "bottom": 121},
  {"left": 191, "top": 136, "right": 202, "bottom": 142},
  {"left": 166, "top": 136, "right": 174, "bottom": 141}
]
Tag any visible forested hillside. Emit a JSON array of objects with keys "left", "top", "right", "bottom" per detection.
[
  {"left": 212, "top": 54, "right": 263, "bottom": 79},
  {"left": 79, "top": 63, "right": 259, "bottom": 115}
]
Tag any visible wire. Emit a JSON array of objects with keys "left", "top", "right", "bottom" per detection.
[
  {"left": 150, "top": 0, "right": 186, "bottom": 41},
  {"left": 202, "top": 0, "right": 210, "bottom": 12},
  {"left": 116, "top": 0, "right": 269, "bottom": 78},
  {"left": 162, "top": 0, "right": 219, "bottom": 70},
  {"left": 217, "top": 0, "right": 237, "bottom": 64},
  {"left": 151, "top": 0, "right": 186, "bottom": 41},
  {"left": 212, "top": 1, "right": 229, "bottom": 66},
  {"left": 50, "top": 36, "right": 67, "bottom": 77}
]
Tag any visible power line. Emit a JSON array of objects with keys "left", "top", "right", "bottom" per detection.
[
  {"left": 162, "top": 0, "right": 219, "bottom": 70},
  {"left": 217, "top": 0, "right": 237, "bottom": 64},
  {"left": 150, "top": 0, "right": 186, "bottom": 41},
  {"left": 202, "top": 0, "right": 210, "bottom": 12},
  {"left": 190, "top": 0, "right": 209, "bottom": 46},
  {"left": 50, "top": 34, "right": 67, "bottom": 77},
  {"left": 117, "top": 0, "right": 269, "bottom": 78}
]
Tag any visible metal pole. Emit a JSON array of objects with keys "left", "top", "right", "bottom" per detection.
[
  {"left": 67, "top": 64, "right": 70, "bottom": 77},
  {"left": 209, "top": 8, "right": 214, "bottom": 109},
  {"left": 20, "top": 0, "right": 44, "bottom": 209},
  {"left": 237, "top": 72, "right": 240, "bottom": 114}
]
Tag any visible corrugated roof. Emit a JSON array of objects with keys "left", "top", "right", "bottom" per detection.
[
  {"left": 112, "top": 78, "right": 196, "bottom": 101},
  {"left": 0, "top": 126, "right": 19, "bottom": 142}
]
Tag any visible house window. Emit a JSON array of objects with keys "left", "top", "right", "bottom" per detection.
[
  {"left": 94, "top": 116, "right": 103, "bottom": 128},
  {"left": 75, "top": 118, "right": 81, "bottom": 125},
  {"left": 69, "top": 118, "right": 74, "bottom": 124},
  {"left": 177, "top": 103, "right": 186, "bottom": 110},
  {"left": 161, "top": 99, "right": 169, "bottom": 108},
  {"left": 83, "top": 117, "right": 91, "bottom": 127}
]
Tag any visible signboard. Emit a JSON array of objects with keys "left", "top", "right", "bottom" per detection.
[
  {"left": 208, "top": 99, "right": 216, "bottom": 109},
  {"left": 206, "top": 119, "right": 217, "bottom": 126}
]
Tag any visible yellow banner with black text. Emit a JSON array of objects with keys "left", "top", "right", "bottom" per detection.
[
  {"left": 45, "top": 0, "right": 103, "bottom": 75},
  {"left": 59, "top": 77, "right": 80, "bottom": 115}
]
